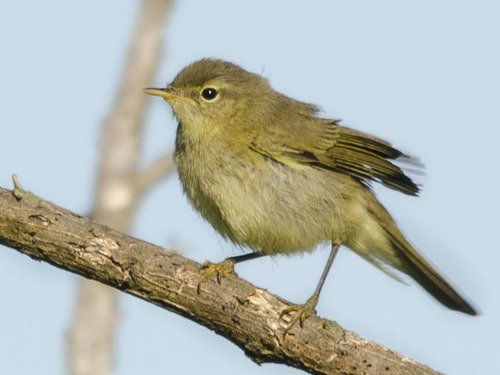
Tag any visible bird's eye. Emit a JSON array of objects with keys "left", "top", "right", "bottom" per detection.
[{"left": 201, "top": 88, "right": 219, "bottom": 101}]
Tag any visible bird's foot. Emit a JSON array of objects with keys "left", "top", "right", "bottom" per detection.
[
  {"left": 280, "top": 294, "right": 319, "bottom": 337},
  {"left": 197, "top": 258, "right": 237, "bottom": 294}
]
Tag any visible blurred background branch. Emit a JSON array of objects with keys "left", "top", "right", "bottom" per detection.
[{"left": 67, "top": 1, "right": 174, "bottom": 374}]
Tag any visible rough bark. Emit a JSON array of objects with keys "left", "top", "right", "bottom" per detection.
[{"left": 0, "top": 184, "right": 441, "bottom": 375}]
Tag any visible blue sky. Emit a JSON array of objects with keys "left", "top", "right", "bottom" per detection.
[{"left": 1, "top": 1, "right": 499, "bottom": 374}]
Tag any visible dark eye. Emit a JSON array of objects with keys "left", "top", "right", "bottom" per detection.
[{"left": 201, "top": 88, "right": 218, "bottom": 100}]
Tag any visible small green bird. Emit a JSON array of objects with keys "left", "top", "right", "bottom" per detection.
[{"left": 145, "top": 58, "right": 476, "bottom": 331}]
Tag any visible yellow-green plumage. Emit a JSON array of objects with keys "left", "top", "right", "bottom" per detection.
[{"left": 146, "top": 58, "right": 476, "bottom": 319}]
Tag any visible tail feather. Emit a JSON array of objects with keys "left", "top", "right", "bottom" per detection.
[
  {"left": 367, "top": 200, "right": 477, "bottom": 315},
  {"left": 384, "top": 227, "right": 477, "bottom": 315}
]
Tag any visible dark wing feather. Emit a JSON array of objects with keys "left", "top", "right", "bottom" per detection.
[{"left": 250, "top": 118, "right": 421, "bottom": 196}]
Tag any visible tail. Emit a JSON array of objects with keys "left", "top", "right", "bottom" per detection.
[{"left": 349, "top": 197, "right": 477, "bottom": 315}]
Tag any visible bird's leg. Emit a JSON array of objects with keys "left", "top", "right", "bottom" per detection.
[
  {"left": 280, "top": 242, "right": 340, "bottom": 336},
  {"left": 197, "top": 252, "right": 264, "bottom": 293}
]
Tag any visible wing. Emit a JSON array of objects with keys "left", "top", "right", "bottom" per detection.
[{"left": 250, "top": 118, "right": 421, "bottom": 196}]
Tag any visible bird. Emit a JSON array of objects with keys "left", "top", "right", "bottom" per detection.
[{"left": 144, "top": 58, "right": 476, "bottom": 332}]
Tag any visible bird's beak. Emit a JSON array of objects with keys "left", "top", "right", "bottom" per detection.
[
  {"left": 144, "top": 87, "right": 193, "bottom": 104},
  {"left": 143, "top": 87, "right": 178, "bottom": 100}
]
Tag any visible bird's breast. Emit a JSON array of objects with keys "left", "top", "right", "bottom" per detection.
[{"left": 174, "top": 131, "right": 359, "bottom": 254}]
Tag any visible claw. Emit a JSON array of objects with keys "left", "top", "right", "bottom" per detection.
[
  {"left": 197, "top": 258, "right": 237, "bottom": 294},
  {"left": 280, "top": 294, "right": 319, "bottom": 337}
]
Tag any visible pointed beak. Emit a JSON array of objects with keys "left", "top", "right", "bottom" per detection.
[
  {"left": 143, "top": 87, "right": 178, "bottom": 100},
  {"left": 144, "top": 87, "right": 193, "bottom": 104}
]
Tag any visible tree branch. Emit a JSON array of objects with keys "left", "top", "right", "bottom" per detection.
[
  {"left": 0, "top": 185, "right": 441, "bottom": 375},
  {"left": 135, "top": 150, "right": 175, "bottom": 197},
  {"left": 70, "top": 1, "right": 174, "bottom": 373}
]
